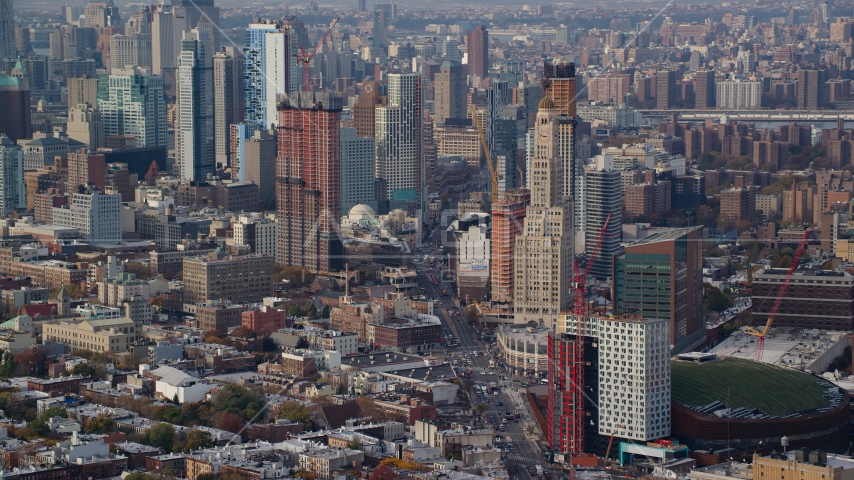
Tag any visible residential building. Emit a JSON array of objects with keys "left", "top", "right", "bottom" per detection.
[
  {"left": 19, "top": 135, "right": 71, "bottom": 170},
  {"left": 213, "top": 46, "right": 244, "bottom": 168},
  {"left": 655, "top": 70, "right": 677, "bottom": 110},
  {"left": 232, "top": 214, "right": 277, "bottom": 258},
  {"left": 176, "top": 29, "right": 214, "bottom": 182},
  {"left": 182, "top": 252, "right": 274, "bottom": 305},
  {"left": 151, "top": 4, "right": 188, "bottom": 87},
  {"left": 340, "top": 128, "right": 376, "bottom": 213},
  {"left": 613, "top": 226, "right": 704, "bottom": 353},
  {"left": 195, "top": 301, "right": 246, "bottom": 332},
  {"left": 513, "top": 97, "right": 573, "bottom": 328},
  {"left": 576, "top": 103, "right": 641, "bottom": 127},
  {"left": 67, "top": 149, "right": 106, "bottom": 192},
  {"left": 110, "top": 34, "right": 153, "bottom": 71},
  {"left": 716, "top": 80, "right": 761, "bottom": 109},
  {"left": 99, "top": 272, "right": 150, "bottom": 307},
  {"left": 243, "top": 21, "right": 298, "bottom": 128},
  {"left": 0, "top": 135, "right": 24, "bottom": 216},
  {"left": 752, "top": 268, "right": 854, "bottom": 331},
  {"left": 587, "top": 73, "right": 631, "bottom": 105},
  {"left": 756, "top": 194, "right": 782, "bottom": 217},
  {"left": 236, "top": 127, "right": 276, "bottom": 210},
  {"left": 490, "top": 189, "right": 530, "bottom": 304},
  {"left": 298, "top": 448, "right": 364, "bottom": 480},
  {"left": 625, "top": 181, "right": 672, "bottom": 218},
  {"left": 543, "top": 60, "right": 577, "bottom": 117},
  {"left": 367, "top": 315, "right": 442, "bottom": 353},
  {"left": 720, "top": 186, "right": 756, "bottom": 222},
  {"left": 66, "top": 104, "right": 104, "bottom": 150},
  {"left": 52, "top": 188, "right": 122, "bottom": 242},
  {"left": 0, "top": 0, "right": 13, "bottom": 59},
  {"left": 695, "top": 68, "right": 716, "bottom": 108},
  {"left": 276, "top": 91, "right": 343, "bottom": 273},
  {"left": 68, "top": 76, "right": 100, "bottom": 109},
  {"left": 434, "top": 121, "right": 482, "bottom": 168},
  {"left": 466, "top": 26, "right": 488, "bottom": 79},
  {"left": 375, "top": 74, "right": 425, "bottom": 211},
  {"left": 797, "top": 69, "right": 828, "bottom": 109},
  {"left": 241, "top": 305, "right": 285, "bottom": 335},
  {"left": 584, "top": 166, "right": 623, "bottom": 280}
]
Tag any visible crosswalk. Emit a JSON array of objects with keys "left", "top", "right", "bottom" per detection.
[{"left": 506, "top": 454, "right": 539, "bottom": 464}]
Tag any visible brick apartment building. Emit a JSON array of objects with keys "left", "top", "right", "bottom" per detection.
[
  {"left": 720, "top": 187, "right": 756, "bottom": 223},
  {"left": 242, "top": 305, "right": 285, "bottom": 335},
  {"left": 752, "top": 268, "right": 854, "bottom": 331}
]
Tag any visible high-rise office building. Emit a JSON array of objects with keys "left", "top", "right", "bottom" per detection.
[
  {"left": 176, "top": 29, "right": 214, "bottom": 182},
  {"left": 0, "top": 135, "right": 24, "bottom": 216},
  {"left": 466, "top": 26, "right": 488, "bottom": 79},
  {"left": 66, "top": 104, "right": 104, "bottom": 149},
  {"left": 126, "top": 6, "right": 152, "bottom": 35},
  {"left": 0, "top": 60, "right": 31, "bottom": 142},
  {"left": 0, "top": 0, "right": 14, "bottom": 60},
  {"left": 433, "top": 61, "right": 465, "bottom": 124},
  {"left": 375, "top": 73, "right": 425, "bottom": 211},
  {"left": 96, "top": 67, "right": 167, "bottom": 148},
  {"left": 68, "top": 76, "right": 99, "bottom": 108},
  {"left": 213, "top": 46, "right": 244, "bottom": 168},
  {"left": 276, "top": 91, "right": 343, "bottom": 273},
  {"left": 109, "top": 34, "right": 153, "bottom": 72},
  {"left": 171, "top": 0, "right": 220, "bottom": 50},
  {"left": 357, "top": 0, "right": 367, "bottom": 12},
  {"left": 353, "top": 81, "right": 385, "bottom": 138},
  {"left": 372, "top": 9, "right": 388, "bottom": 52},
  {"left": 490, "top": 189, "right": 530, "bottom": 304},
  {"left": 244, "top": 22, "right": 299, "bottom": 129},
  {"left": 655, "top": 69, "right": 677, "bottom": 109},
  {"left": 613, "top": 226, "right": 704, "bottom": 353},
  {"left": 584, "top": 165, "right": 623, "bottom": 280},
  {"left": 68, "top": 148, "right": 106, "bottom": 191},
  {"left": 513, "top": 97, "right": 573, "bottom": 328},
  {"left": 694, "top": 68, "right": 716, "bottom": 108},
  {"left": 340, "top": 127, "right": 376, "bottom": 212},
  {"left": 151, "top": 4, "right": 188, "bottom": 94}
]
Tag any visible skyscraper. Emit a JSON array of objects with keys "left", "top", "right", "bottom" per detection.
[
  {"left": 0, "top": 0, "right": 14, "bottom": 60},
  {"left": 68, "top": 148, "right": 106, "bottom": 191},
  {"left": 0, "top": 135, "right": 24, "bottom": 216},
  {"left": 613, "top": 226, "right": 704, "bottom": 353},
  {"left": 244, "top": 22, "right": 299, "bottom": 129},
  {"left": 513, "top": 97, "right": 573, "bottom": 328},
  {"left": 151, "top": 4, "right": 188, "bottom": 94},
  {"left": 171, "top": 0, "right": 220, "bottom": 50},
  {"left": 375, "top": 74, "right": 424, "bottom": 212},
  {"left": 96, "top": 67, "right": 167, "bottom": 148},
  {"left": 109, "top": 34, "right": 153, "bottom": 71},
  {"left": 466, "top": 26, "right": 488, "bottom": 79},
  {"left": 353, "top": 81, "right": 385, "bottom": 138},
  {"left": 433, "top": 61, "right": 465, "bottom": 124},
  {"left": 0, "top": 59, "right": 31, "bottom": 142},
  {"left": 656, "top": 69, "right": 677, "bottom": 109},
  {"left": 372, "top": 9, "right": 388, "bottom": 52},
  {"left": 584, "top": 165, "right": 623, "bottom": 280},
  {"left": 176, "top": 29, "right": 214, "bottom": 182},
  {"left": 213, "top": 46, "right": 244, "bottom": 168},
  {"left": 490, "top": 189, "right": 530, "bottom": 304},
  {"left": 66, "top": 103, "right": 104, "bottom": 149},
  {"left": 694, "top": 68, "right": 716, "bottom": 108},
  {"left": 542, "top": 60, "right": 576, "bottom": 117},
  {"left": 241, "top": 128, "right": 276, "bottom": 211},
  {"left": 276, "top": 91, "right": 343, "bottom": 272},
  {"left": 340, "top": 127, "right": 376, "bottom": 212}
]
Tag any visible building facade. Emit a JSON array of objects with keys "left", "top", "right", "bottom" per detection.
[
  {"left": 97, "top": 68, "right": 167, "bottom": 148},
  {"left": 176, "top": 29, "right": 214, "bottom": 182},
  {"left": 752, "top": 269, "right": 854, "bottom": 331},
  {"left": 182, "top": 253, "right": 274, "bottom": 306},
  {"left": 52, "top": 189, "right": 122, "bottom": 242}
]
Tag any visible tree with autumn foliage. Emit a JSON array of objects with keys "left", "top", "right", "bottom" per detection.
[
  {"left": 215, "top": 412, "right": 246, "bottom": 434},
  {"left": 370, "top": 465, "right": 398, "bottom": 480}
]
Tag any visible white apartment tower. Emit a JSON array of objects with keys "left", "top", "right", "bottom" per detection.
[
  {"left": 176, "top": 28, "right": 214, "bottom": 182},
  {"left": 243, "top": 22, "right": 299, "bottom": 129},
  {"left": 513, "top": 97, "right": 573, "bottom": 328},
  {"left": 0, "top": 135, "right": 24, "bottom": 216},
  {"left": 52, "top": 189, "right": 123, "bottom": 242}
]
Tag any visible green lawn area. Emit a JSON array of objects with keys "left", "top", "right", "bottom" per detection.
[{"left": 671, "top": 357, "right": 830, "bottom": 416}]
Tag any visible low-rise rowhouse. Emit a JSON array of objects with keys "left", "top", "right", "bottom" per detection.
[
  {"left": 298, "top": 447, "right": 364, "bottom": 480},
  {"left": 371, "top": 395, "right": 437, "bottom": 425}
]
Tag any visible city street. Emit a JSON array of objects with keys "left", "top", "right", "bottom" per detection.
[{"left": 414, "top": 245, "right": 545, "bottom": 480}]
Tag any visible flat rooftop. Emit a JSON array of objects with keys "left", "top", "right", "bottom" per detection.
[
  {"left": 708, "top": 328, "right": 848, "bottom": 370},
  {"left": 626, "top": 226, "right": 701, "bottom": 246}
]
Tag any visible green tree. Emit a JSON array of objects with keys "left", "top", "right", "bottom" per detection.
[
  {"left": 475, "top": 404, "right": 489, "bottom": 414},
  {"left": 149, "top": 423, "right": 176, "bottom": 452},
  {"left": 124, "top": 474, "right": 147, "bottom": 480},
  {"left": 321, "top": 305, "right": 331, "bottom": 318},
  {"left": 278, "top": 401, "right": 314, "bottom": 427},
  {"left": 84, "top": 414, "right": 116, "bottom": 434},
  {"left": 186, "top": 430, "right": 213, "bottom": 451},
  {"left": 703, "top": 284, "right": 733, "bottom": 313},
  {"left": 39, "top": 406, "right": 67, "bottom": 422},
  {"left": 287, "top": 306, "right": 305, "bottom": 317},
  {"left": 26, "top": 419, "right": 49, "bottom": 436},
  {"left": 0, "top": 350, "right": 14, "bottom": 377},
  {"left": 212, "top": 384, "right": 264, "bottom": 421},
  {"left": 71, "top": 363, "right": 99, "bottom": 379},
  {"left": 346, "top": 438, "right": 362, "bottom": 450},
  {"left": 124, "top": 262, "right": 150, "bottom": 279}
]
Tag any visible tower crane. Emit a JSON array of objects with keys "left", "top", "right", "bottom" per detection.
[
  {"left": 296, "top": 17, "right": 339, "bottom": 92},
  {"left": 565, "top": 213, "right": 612, "bottom": 455},
  {"left": 744, "top": 229, "right": 810, "bottom": 361},
  {"left": 471, "top": 110, "right": 500, "bottom": 203}
]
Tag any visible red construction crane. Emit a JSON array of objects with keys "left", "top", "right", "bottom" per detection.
[
  {"left": 568, "top": 213, "right": 612, "bottom": 455},
  {"left": 744, "top": 229, "right": 810, "bottom": 361},
  {"left": 296, "top": 17, "right": 340, "bottom": 92}
]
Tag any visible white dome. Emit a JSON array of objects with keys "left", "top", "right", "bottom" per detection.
[{"left": 349, "top": 203, "right": 376, "bottom": 220}]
